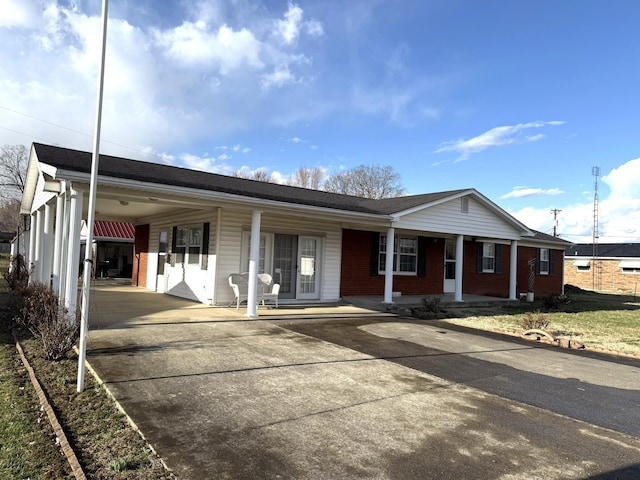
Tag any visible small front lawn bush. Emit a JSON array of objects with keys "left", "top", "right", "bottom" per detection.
[
  {"left": 521, "top": 310, "right": 549, "bottom": 331},
  {"left": 15, "top": 283, "right": 79, "bottom": 361}
]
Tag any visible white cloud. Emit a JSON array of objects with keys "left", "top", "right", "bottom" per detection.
[
  {"left": 501, "top": 187, "right": 563, "bottom": 199},
  {"left": 0, "top": 0, "right": 42, "bottom": 28},
  {"left": 275, "top": 2, "right": 324, "bottom": 45},
  {"left": 290, "top": 136, "right": 303, "bottom": 143},
  {"left": 436, "top": 121, "right": 565, "bottom": 161},
  {"left": 510, "top": 157, "right": 640, "bottom": 242},
  {"left": 0, "top": 1, "right": 325, "bottom": 156},
  {"left": 156, "top": 22, "right": 264, "bottom": 73}
]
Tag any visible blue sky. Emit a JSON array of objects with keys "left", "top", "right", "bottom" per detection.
[{"left": 1, "top": 0, "right": 639, "bottom": 242}]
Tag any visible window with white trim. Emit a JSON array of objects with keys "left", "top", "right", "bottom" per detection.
[
  {"left": 175, "top": 225, "right": 203, "bottom": 265},
  {"left": 482, "top": 242, "right": 495, "bottom": 272},
  {"left": 620, "top": 261, "right": 640, "bottom": 274},
  {"left": 539, "top": 248, "right": 549, "bottom": 275},
  {"left": 240, "top": 232, "right": 272, "bottom": 273},
  {"left": 379, "top": 235, "right": 418, "bottom": 274}
]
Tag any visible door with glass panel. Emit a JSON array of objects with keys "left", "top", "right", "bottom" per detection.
[
  {"left": 297, "top": 236, "right": 321, "bottom": 300},
  {"left": 156, "top": 230, "right": 168, "bottom": 292},
  {"left": 273, "top": 234, "right": 297, "bottom": 299},
  {"left": 444, "top": 239, "right": 456, "bottom": 293}
]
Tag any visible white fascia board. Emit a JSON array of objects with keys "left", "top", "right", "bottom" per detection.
[
  {"left": 519, "top": 238, "right": 573, "bottom": 249},
  {"left": 54, "top": 169, "right": 391, "bottom": 224},
  {"left": 20, "top": 147, "right": 42, "bottom": 215}
]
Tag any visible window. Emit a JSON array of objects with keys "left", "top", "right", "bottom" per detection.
[
  {"left": 461, "top": 197, "right": 469, "bottom": 213},
  {"left": 539, "top": 248, "right": 549, "bottom": 275},
  {"left": 174, "top": 225, "right": 203, "bottom": 265},
  {"left": 482, "top": 243, "right": 495, "bottom": 272},
  {"left": 241, "top": 232, "right": 272, "bottom": 273},
  {"left": 620, "top": 261, "right": 640, "bottom": 274},
  {"left": 379, "top": 235, "right": 417, "bottom": 274},
  {"left": 573, "top": 259, "right": 590, "bottom": 272}
]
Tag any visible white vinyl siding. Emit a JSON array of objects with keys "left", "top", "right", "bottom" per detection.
[
  {"left": 214, "top": 208, "right": 342, "bottom": 305},
  {"left": 395, "top": 197, "right": 522, "bottom": 240},
  {"left": 141, "top": 209, "right": 217, "bottom": 303}
]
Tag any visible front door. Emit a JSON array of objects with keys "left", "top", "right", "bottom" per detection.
[
  {"left": 156, "top": 230, "right": 168, "bottom": 292},
  {"left": 274, "top": 234, "right": 297, "bottom": 299},
  {"left": 444, "top": 239, "right": 456, "bottom": 293},
  {"left": 297, "top": 236, "right": 321, "bottom": 300}
]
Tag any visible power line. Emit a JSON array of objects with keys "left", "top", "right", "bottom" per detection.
[{"left": 0, "top": 104, "right": 167, "bottom": 162}]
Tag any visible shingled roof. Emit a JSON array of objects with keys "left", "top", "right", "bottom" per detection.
[
  {"left": 33, "top": 143, "right": 469, "bottom": 216},
  {"left": 565, "top": 243, "right": 640, "bottom": 257}
]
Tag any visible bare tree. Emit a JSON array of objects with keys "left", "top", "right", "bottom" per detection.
[
  {"left": 324, "top": 165, "right": 405, "bottom": 199},
  {"left": 287, "top": 166, "right": 325, "bottom": 190},
  {"left": 0, "top": 198, "right": 21, "bottom": 232},
  {"left": 233, "top": 168, "right": 275, "bottom": 183},
  {"left": 0, "top": 144, "right": 28, "bottom": 200}
]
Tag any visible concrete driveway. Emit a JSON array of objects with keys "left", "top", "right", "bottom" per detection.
[{"left": 85, "top": 285, "right": 640, "bottom": 480}]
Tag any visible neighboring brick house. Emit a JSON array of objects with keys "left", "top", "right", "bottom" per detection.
[{"left": 564, "top": 243, "right": 640, "bottom": 293}]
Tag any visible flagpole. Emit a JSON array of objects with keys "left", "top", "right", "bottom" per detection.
[{"left": 77, "top": 0, "right": 109, "bottom": 392}]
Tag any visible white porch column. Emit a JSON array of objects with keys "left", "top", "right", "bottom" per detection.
[
  {"left": 246, "top": 210, "right": 261, "bottom": 317},
  {"left": 509, "top": 240, "right": 518, "bottom": 300},
  {"left": 383, "top": 226, "right": 395, "bottom": 304},
  {"left": 34, "top": 209, "right": 43, "bottom": 283},
  {"left": 41, "top": 203, "right": 54, "bottom": 287},
  {"left": 28, "top": 214, "right": 36, "bottom": 277},
  {"left": 64, "top": 187, "right": 83, "bottom": 316},
  {"left": 52, "top": 193, "right": 65, "bottom": 293},
  {"left": 454, "top": 234, "right": 464, "bottom": 302},
  {"left": 58, "top": 191, "right": 71, "bottom": 303}
]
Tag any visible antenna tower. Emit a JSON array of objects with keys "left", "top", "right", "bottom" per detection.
[{"left": 592, "top": 166, "right": 602, "bottom": 290}]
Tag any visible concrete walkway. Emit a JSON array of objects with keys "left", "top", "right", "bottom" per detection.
[{"left": 85, "top": 286, "right": 640, "bottom": 480}]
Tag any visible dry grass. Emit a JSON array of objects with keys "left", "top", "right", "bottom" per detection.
[
  {"left": 0, "top": 252, "right": 175, "bottom": 479},
  {"left": 443, "top": 288, "right": 640, "bottom": 356}
]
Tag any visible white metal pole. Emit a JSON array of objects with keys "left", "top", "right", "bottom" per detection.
[
  {"left": 52, "top": 193, "right": 65, "bottom": 293},
  {"left": 78, "top": 0, "right": 109, "bottom": 393}
]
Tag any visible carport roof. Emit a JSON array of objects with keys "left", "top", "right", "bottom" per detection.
[{"left": 32, "top": 143, "right": 469, "bottom": 216}]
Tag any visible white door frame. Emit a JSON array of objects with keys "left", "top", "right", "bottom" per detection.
[
  {"left": 444, "top": 238, "right": 456, "bottom": 293},
  {"left": 296, "top": 235, "right": 322, "bottom": 300}
]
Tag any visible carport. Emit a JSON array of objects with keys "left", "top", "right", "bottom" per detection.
[{"left": 83, "top": 284, "right": 640, "bottom": 480}]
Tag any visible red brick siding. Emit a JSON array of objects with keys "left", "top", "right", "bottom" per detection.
[
  {"left": 340, "top": 229, "right": 444, "bottom": 296},
  {"left": 463, "top": 242, "right": 511, "bottom": 297},
  {"left": 517, "top": 246, "right": 563, "bottom": 298},
  {"left": 132, "top": 224, "right": 149, "bottom": 288}
]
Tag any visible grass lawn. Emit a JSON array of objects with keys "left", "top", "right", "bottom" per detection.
[
  {"left": 1, "top": 246, "right": 638, "bottom": 479},
  {"left": 0, "top": 254, "right": 174, "bottom": 479},
  {"left": 442, "top": 287, "right": 640, "bottom": 356}
]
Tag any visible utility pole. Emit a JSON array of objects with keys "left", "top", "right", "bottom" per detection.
[
  {"left": 592, "top": 166, "right": 602, "bottom": 291},
  {"left": 550, "top": 208, "right": 562, "bottom": 237}
]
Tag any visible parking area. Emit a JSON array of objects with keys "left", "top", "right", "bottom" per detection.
[{"left": 85, "top": 285, "right": 640, "bottom": 479}]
